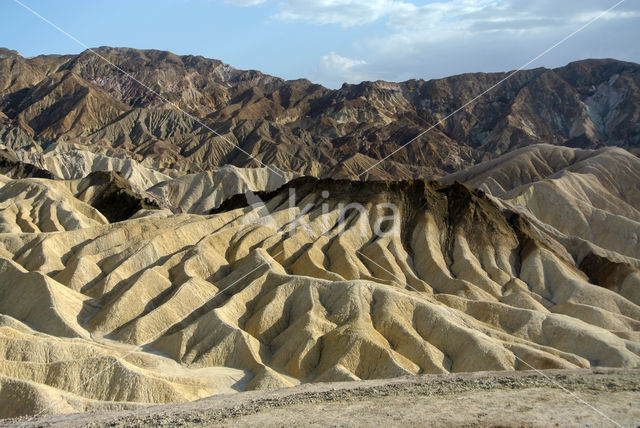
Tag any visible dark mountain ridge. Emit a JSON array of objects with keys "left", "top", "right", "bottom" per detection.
[{"left": 1, "top": 47, "right": 638, "bottom": 179}]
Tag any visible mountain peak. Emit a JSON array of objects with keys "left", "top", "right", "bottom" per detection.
[{"left": 0, "top": 47, "right": 21, "bottom": 59}]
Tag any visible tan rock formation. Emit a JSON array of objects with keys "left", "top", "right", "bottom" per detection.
[{"left": 0, "top": 156, "right": 638, "bottom": 417}]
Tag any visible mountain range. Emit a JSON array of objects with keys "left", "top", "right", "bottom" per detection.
[
  {"left": 1, "top": 46, "right": 639, "bottom": 179},
  {"left": 0, "top": 47, "right": 639, "bottom": 421}
]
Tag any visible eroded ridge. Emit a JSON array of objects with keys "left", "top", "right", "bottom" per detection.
[{"left": 0, "top": 175, "right": 638, "bottom": 418}]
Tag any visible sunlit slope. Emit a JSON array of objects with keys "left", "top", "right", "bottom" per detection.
[
  {"left": 443, "top": 144, "right": 640, "bottom": 299},
  {"left": 0, "top": 170, "right": 638, "bottom": 417}
]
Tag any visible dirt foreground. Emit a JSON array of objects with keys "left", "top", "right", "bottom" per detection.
[{"left": 5, "top": 368, "right": 639, "bottom": 427}]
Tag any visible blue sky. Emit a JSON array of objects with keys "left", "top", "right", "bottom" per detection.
[{"left": 2, "top": 0, "right": 639, "bottom": 88}]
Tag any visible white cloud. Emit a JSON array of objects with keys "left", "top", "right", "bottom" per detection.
[
  {"left": 227, "top": 0, "right": 638, "bottom": 31},
  {"left": 273, "top": 0, "right": 410, "bottom": 27},
  {"left": 223, "top": 0, "right": 267, "bottom": 6},
  {"left": 366, "top": 0, "right": 640, "bottom": 59},
  {"left": 319, "top": 52, "right": 368, "bottom": 84},
  {"left": 224, "top": 0, "right": 640, "bottom": 87}
]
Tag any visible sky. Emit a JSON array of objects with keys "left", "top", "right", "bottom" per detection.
[{"left": 2, "top": 0, "right": 639, "bottom": 88}]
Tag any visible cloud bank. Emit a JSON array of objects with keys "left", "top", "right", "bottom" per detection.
[{"left": 226, "top": 0, "right": 640, "bottom": 87}]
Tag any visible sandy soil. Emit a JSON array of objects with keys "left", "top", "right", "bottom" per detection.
[{"left": 5, "top": 368, "right": 639, "bottom": 427}]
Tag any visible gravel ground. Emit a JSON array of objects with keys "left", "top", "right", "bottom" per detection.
[{"left": 5, "top": 368, "right": 640, "bottom": 427}]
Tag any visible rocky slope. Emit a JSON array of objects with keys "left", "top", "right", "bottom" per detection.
[
  {"left": 0, "top": 47, "right": 639, "bottom": 420},
  {"left": 1, "top": 47, "right": 639, "bottom": 179},
  {"left": 0, "top": 144, "right": 638, "bottom": 418},
  {"left": 7, "top": 369, "right": 638, "bottom": 427}
]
